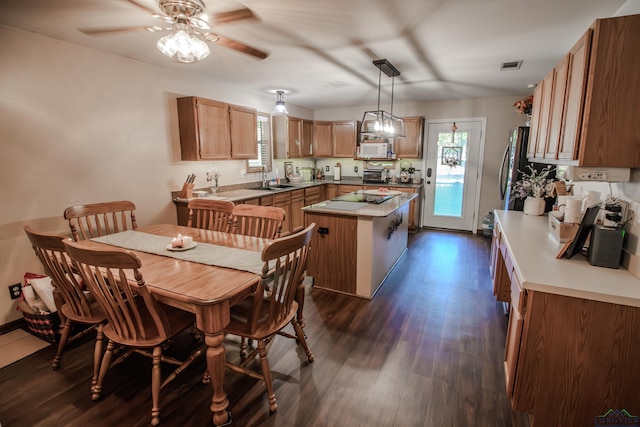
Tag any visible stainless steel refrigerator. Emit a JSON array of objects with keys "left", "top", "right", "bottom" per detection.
[{"left": 499, "top": 127, "right": 554, "bottom": 211}]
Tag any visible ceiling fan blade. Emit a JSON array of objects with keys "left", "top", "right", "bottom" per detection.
[
  {"left": 209, "top": 34, "right": 269, "bottom": 59},
  {"left": 211, "top": 7, "right": 257, "bottom": 25},
  {"left": 124, "top": 0, "right": 158, "bottom": 15},
  {"left": 79, "top": 26, "right": 161, "bottom": 36}
]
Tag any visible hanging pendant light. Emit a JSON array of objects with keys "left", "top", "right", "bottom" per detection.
[
  {"left": 361, "top": 59, "right": 405, "bottom": 139},
  {"left": 272, "top": 90, "right": 289, "bottom": 116}
]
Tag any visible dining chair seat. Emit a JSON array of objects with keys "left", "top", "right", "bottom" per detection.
[
  {"left": 23, "top": 226, "right": 107, "bottom": 387},
  {"left": 223, "top": 223, "right": 315, "bottom": 413},
  {"left": 63, "top": 239, "right": 206, "bottom": 426}
]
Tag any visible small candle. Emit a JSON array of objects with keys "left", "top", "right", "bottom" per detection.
[{"left": 182, "top": 235, "right": 193, "bottom": 247}]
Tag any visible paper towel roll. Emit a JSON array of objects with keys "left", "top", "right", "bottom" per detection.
[
  {"left": 564, "top": 197, "right": 583, "bottom": 223},
  {"left": 334, "top": 166, "right": 341, "bottom": 181}
]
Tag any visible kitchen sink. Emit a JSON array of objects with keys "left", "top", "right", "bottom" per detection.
[{"left": 248, "top": 184, "right": 295, "bottom": 191}]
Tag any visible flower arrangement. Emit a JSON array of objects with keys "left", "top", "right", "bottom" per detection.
[
  {"left": 511, "top": 165, "right": 555, "bottom": 199},
  {"left": 513, "top": 94, "right": 534, "bottom": 115},
  {"left": 206, "top": 166, "right": 221, "bottom": 193}
]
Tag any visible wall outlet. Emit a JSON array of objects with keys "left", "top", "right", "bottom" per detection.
[
  {"left": 8, "top": 283, "right": 21, "bottom": 300},
  {"left": 354, "top": 166, "right": 358, "bottom": 173},
  {"left": 325, "top": 166, "right": 330, "bottom": 172}
]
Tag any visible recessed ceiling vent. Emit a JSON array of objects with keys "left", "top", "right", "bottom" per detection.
[{"left": 501, "top": 60, "right": 523, "bottom": 71}]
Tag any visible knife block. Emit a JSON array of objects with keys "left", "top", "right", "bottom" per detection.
[{"left": 178, "top": 182, "right": 194, "bottom": 199}]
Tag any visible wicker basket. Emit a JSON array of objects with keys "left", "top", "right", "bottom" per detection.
[{"left": 21, "top": 310, "right": 61, "bottom": 343}]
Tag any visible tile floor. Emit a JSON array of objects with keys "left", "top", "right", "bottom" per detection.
[{"left": 0, "top": 329, "right": 50, "bottom": 369}]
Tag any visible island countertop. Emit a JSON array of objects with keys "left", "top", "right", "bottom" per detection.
[{"left": 302, "top": 191, "right": 418, "bottom": 217}]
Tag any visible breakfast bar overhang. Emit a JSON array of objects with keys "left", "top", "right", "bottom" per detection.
[{"left": 303, "top": 190, "right": 418, "bottom": 299}]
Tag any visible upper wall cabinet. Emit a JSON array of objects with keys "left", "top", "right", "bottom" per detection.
[
  {"left": 332, "top": 120, "right": 359, "bottom": 158},
  {"left": 177, "top": 96, "right": 257, "bottom": 160},
  {"left": 394, "top": 116, "right": 424, "bottom": 158},
  {"left": 229, "top": 105, "right": 258, "bottom": 159},
  {"left": 313, "top": 121, "right": 333, "bottom": 157},
  {"left": 529, "top": 14, "right": 640, "bottom": 167},
  {"left": 274, "top": 118, "right": 359, "bottom": 159},
  {"left": 273, "top": 115, "right": 302, "bottom": 158}
]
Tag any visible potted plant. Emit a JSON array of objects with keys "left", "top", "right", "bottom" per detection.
[{"left": 511, "top": 165, "right": 555, "bottom": 215}]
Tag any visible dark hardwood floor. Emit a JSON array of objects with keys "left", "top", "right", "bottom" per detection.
[{"left": 0, "top": 229, "right": 530, "bottom": 427}]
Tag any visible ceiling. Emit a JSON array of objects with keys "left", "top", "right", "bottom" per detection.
[{"left": 0, "top": 0, "right": 636, "bottom": 110}]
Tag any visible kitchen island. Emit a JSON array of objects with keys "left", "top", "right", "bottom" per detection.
[{"left": 302, "top": 190, "right": 418, "bottom": 299}]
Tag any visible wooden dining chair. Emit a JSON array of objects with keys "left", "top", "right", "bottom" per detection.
[
  {"left": 64, "top": 200, "right": 137, "bottom": 241},
  {"left": 62, "top": 239, "right": 206, "bottom": 427},
  {"left": 186, "top": 199, "right": 235, "bottom": 232},
  {"left": 223, "top": 223, "right": 315, "bottom": 413},
  {"left": 23, "top": 226, "right": 107, "bottom": 389},
  {"left": 230, "top": 204, "right": 286, "bottom": 239}
]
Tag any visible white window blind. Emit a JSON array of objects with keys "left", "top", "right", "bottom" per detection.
[{"left": 248, "top": 114, "right": 271, "bottom": 171}]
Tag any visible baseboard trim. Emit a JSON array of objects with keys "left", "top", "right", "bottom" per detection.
[{"left": 0, "top": 318, "right": 27, "bottom": 335}]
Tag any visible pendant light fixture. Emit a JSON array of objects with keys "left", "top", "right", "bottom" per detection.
[
  {"left": 272, "top": 90, "right": 289, "bottom": 116},
  {"left": 361, "top": 59, "right": 405, "bottom": 139}
]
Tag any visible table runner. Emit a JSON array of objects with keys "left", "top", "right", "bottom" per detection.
[{"left": 92, "top": 230, "right": 265, "bottom": 275}]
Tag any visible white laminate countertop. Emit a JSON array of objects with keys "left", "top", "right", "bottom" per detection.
[
  {"left": 302, "top": 192, "right": 417, "bottom": 217},
  {"left": 495, "top": 210, "right": 640, "bottom": 307}
]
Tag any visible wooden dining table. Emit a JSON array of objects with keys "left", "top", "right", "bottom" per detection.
[{"left": 88, "top": 223, "right": 268, "bottom": 426}]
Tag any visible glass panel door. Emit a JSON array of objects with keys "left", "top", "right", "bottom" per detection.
[{"left": 422, "top": 120, "right": 484, "bottom": 231}]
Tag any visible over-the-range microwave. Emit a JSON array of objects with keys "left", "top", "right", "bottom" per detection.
[{"left": 359, "top": 142, "right": 388, "bottom": 158}]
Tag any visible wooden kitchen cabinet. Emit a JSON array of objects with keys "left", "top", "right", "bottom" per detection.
[
  {"left": 273, "top": 116, "right": 315, "bottom": 158},
  {"left": 528, "top": 15, "right": 640, "bottom": 167},
  {"left": 325, "top": 184, "right": 337, "bottom": 200},
  {"left": 290, "top": 189, "right": 305, "bottom": 233},
  {"left": 530, "top": 70, "right": 554, "bottom": 159},
  {"left": 177, "top": 97, "right": 231, "bottom": 160},
  {"left": 313, "top": 121, "right": 333, "bottom": 157},
  {"left": 304, "top": 186, "right": 322, "bottom": 205},
  {"left": 504, "top": 273, "right": 525, "bottom": 400},
  {"left": 490, "top": 219, "right": 512, "bottom": 303},
  {"left": 228, "top": 104, "right": 258, "bottom": 159},
  {"left": 273, "top": 115, "right": 301, "bottom": 159},
  {"left": 556, "top": 30, "right": 590, "bottom": 161},
  {"left": 177, "top": 97, "right": 258, "bottom": 160},
  {"left": 337, "top": 184, "right": 363, "bottom": 195},
  {"left": 394, "top": 116, "right": 424, "bottom": 158},
  {"left": 274, "top": 191, "right": 292, "bottom": 235},
  {"left": 301, "top": 120, "right": 314, "bottom": 157},
  {"left": 393, "top": 186, "right": 421, "bottom": 232},
  {"left": 544, "top": 54, "right": 569, "bottom": 160},
  {"left": 332, "top": 120, "right": 359, "bottom": 158}
]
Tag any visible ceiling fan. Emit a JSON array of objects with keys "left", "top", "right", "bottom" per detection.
[{"left": 79, "top": 0, "right": 268, "bottom": 62}]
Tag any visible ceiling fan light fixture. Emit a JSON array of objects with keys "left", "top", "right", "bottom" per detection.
[
  {"left": 156, "top": 27, "right": 209, "bottom": 62},
  {"left": 157, "top": 32, "right": 178, "bottom": 57},
  {"left": 272, "top": 91, "right": 289, "bottom": 116}
]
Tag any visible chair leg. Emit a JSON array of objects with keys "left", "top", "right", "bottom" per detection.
[
  {"left": 92, "top": 340, "right": 115, "bottom": 400},
  {"left": 91, "top": 324, "right": 105, "bottom": 393},
  {"left": 292, "top": 319, "right": 313, "bottom": 363},
  {"left": 52, "top": 318, "right": 73, "bottom": 370},
  {"left": 257, "top": 340, "right": 277, "bottom": 412},
  {"left": 150, "top": 346, "right": 162, "bottom": 427},
  {"left": 296, "top": 284, "right": 306, "bottom": 331}
]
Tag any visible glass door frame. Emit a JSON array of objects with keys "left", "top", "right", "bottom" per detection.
[{"left": 420, "top": 118, "right": 486, "bottom": 232}]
